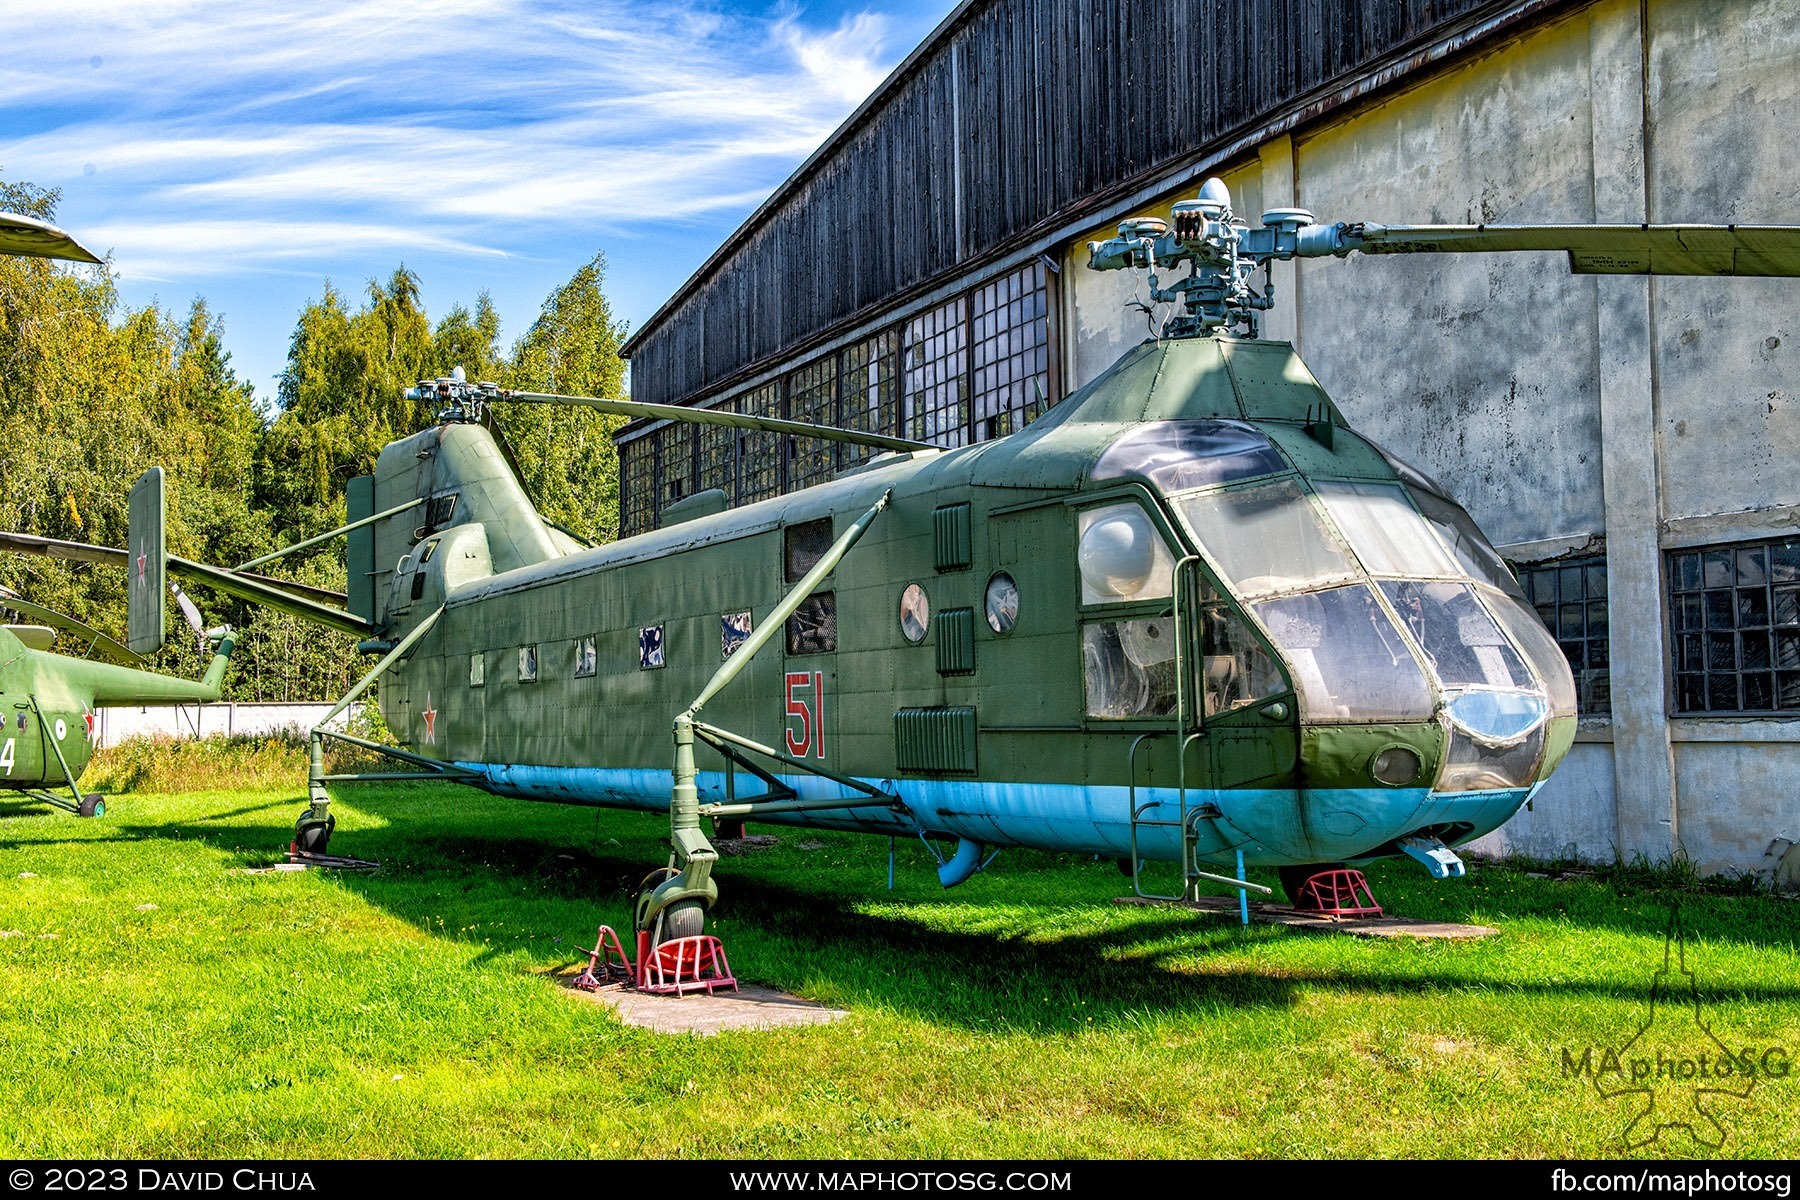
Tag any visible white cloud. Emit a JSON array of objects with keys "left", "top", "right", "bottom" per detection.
[{"left": 0, "top": 0, "right": 928, "bottom": 279}]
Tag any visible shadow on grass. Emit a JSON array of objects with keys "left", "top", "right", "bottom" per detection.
[
  {"left": 15, "top": 781, "right": 1800, "bottom": 1032},
  {"left": 0, "top": 801, "right": 62, "bottom": 821}
]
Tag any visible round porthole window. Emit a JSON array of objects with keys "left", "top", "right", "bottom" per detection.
[
  {"left": 985, "top": 572, "right": 1019, "bottom": 634},
  {"left": 1370, "top": 744, "right": 1423, "bottom": 787},
  {"left": 899, "top": 583, "right": 930, "bottom": 644}
]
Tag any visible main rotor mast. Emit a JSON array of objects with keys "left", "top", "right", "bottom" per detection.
[
  {"left": 1086, "top": 178, "right": 1343, "bottom": 339},
  {"left": 1087, "top": 178, "right": 1800, "bottom": 339}
]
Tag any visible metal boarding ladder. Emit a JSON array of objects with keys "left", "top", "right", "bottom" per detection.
[{"left": 1125, "top": 556, "right": 1269, "bottom": 922}]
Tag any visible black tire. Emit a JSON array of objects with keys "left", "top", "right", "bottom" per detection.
[
  {"left": 655, "top": 899, "right": 706, "bottom": 945},
  {"left": 295, "top": 818, "right": 334, "bottom": 856},
  {"left": 1280, "top": 863, "right": 1346, "bottom": 907},
  {"left": 77, "top": 794, "right": 106, "bottom": 819}
]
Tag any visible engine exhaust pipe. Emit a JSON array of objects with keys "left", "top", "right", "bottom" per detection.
[{"left": 937, "top": 838, "right": 985, "bottom": 888}]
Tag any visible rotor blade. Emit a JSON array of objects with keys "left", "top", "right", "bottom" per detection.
[
  {"left": 1345, "top": 223, "right": 1800, "bottom": 276},
  {"left": 0, "top": 532, "right": 349, "bottom": 605},
  {"left": 0, "top": 212, "right": 104, "bottom": 264},
  {"left": 170, "top": 578, "right": 209, "bottom": 650},
  {"left": 0, "top": 597, "right": 142, "bottom": 665},
  {"left": 498, "top": 390, "right": 937, "bottom": 454},
  {"left": 0, "top": 531, "right": 375, "bottom": 637}
]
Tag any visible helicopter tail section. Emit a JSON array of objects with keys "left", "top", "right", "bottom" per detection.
[
  {"left": 362, "top": 420, "right": 565, "bottom": 634},
  {"left": 85, "top": 629, "right": 237, "bottom": 706}
]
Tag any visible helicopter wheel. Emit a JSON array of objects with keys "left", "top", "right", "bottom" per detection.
[
  {"left": 1279, "top": 863, "right": 1346, "bottom": 908},
  {"left": 294, "top": 814, "right": 336, "bottom": 857},
  {"left": 656, "top": 899, "right": 707, "bottom": 945},
  {"left": 77, "top": 794, "right": 106, "bottom": 819}
]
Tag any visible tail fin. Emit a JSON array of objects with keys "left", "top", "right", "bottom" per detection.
[{"left": 127, "top": 467, "right": 166, "bottom": 654}]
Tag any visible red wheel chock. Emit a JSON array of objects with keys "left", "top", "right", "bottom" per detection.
[
  {"left": 1292, "top": 869, "right": 1383, "bottom": 918},
  {"left": 573, "top": 924, "right": 635, "bottom": 991},
  {"left": 635, "top": 931, "right": 739, "bottom": 996}
]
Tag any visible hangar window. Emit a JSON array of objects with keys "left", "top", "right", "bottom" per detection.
[
  {"left": 620, "top": 262, "right": 1052, "bottom": 533},
  {"left": 786, "top": 357, "right": 841, "bottom": 491},
  {"left": 1514, "top": 557, "right": 1609, "bottom": 716},
  {"left": 619, "top": 436, "right": 656, "bottom": 538},
  {"left": 1668, "top": 539, "right": 1800, "bottom": 715},
  {"left": 469, "top": 653, "right": 485, "bottom": 688},
  {"left": 696, "top": 397, "right": 739, "bottom": 503},
  {"left": 970, "top": 260, "right": 1052, "bottom": 441},
  {"left": 574, "top": 637, "right": 597, "bottom": 678},
  {"left": 518, "top": 644, "right": 538, "bottom": 683},
  {"left": 661, "top": 421, "right": 694, "bottom": 507},
  {"left": 839, "top": 331, "right": 899, "bottom": 467},
  {"left": 737, "top": 383, "right": 783, "bottom": 505},
  {"left": 903, "top": 297, "right": 968, "bottom": 448}
]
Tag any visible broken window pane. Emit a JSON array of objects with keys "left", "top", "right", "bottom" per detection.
[
  {"left": 1382, "top": 581, "right": 1532, "bottom": 690},
  {"left": 1082, "top": 620, "right": 1178, "bottom": 718}
]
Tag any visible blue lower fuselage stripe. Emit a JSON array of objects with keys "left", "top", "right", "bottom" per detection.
[{"left": 454, "top": 761, "right": 1527, "bottom": 867}]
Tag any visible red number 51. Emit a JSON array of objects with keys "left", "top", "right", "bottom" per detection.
[{"left": 784, "top": 671, "right": 825, "bottom": 759}]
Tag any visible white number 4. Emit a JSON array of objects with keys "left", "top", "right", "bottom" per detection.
[{"left": 0, "top": 738, "right": 13, "bottom": 776}]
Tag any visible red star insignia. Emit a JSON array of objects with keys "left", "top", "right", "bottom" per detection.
[
  {"left": 136, "top": 541, "right": 147, "bottom": 586},
  {"left": 422, "top": 693, "right": 438, "bottom": 744},
  {"left": 83, "top": 710, "right": 96, "bottom": 740}
]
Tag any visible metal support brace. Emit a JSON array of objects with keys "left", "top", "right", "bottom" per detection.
[
  {"left": 234, "top": 498, "right": 424, "bottom": 572},
  {"left": 27, "top": 694, "right": 85, "bottom": 814},
  {"left": 646, "top": 490, "right": 893, "bottom": 926},
  {"left": 305, "top": 606, "right": 451, "bottom": 822},
  {"left": 691, "top": 721, "right": 901, "bottom": 813}
]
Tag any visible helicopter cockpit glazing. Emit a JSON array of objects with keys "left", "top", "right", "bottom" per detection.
[{"left": 1086, "top": 419, "right": 1576, "bottom": 793}]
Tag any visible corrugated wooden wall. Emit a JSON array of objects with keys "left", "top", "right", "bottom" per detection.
[{"left": 625, "top": 0, "right": 1551, "bottom": 408}]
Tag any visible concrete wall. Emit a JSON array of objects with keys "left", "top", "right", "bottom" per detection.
[
  {"left": 1060, "top": 0, "right": 1800, "bottom": 879},
  {"left": 90, "top": 703, "right": 358, "bottom": 749}
]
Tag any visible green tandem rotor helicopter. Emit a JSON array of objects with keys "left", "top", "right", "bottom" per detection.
[
  {"left": 6, "top": 191, "right": 1800, "bottom": 951},
  {"left": 1, "top": 215, "right": 237, "bottom": 819}
]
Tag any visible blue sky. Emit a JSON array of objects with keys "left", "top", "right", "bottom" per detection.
[{"left": 2, "top": 0, "right": 958, "bottom": 406}]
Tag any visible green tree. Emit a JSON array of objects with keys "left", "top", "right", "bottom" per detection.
[
  {"left": 501, "top": 253, "right": 630, "bottom": 542},
  {"left": 258, "top": 268, "right": 437, "bottom": 541},
  {"left": 5, "top": 181, "right": 633, "bottom": 702}
]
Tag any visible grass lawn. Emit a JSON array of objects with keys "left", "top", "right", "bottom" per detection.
[{"left": 2, "top": 777, "right": 1796, "bottom": 1159}]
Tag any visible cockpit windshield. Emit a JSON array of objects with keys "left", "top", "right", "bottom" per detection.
[
  {"left": 1253, "top": 585, "right": 1435, "bottom": 722},
  {"left": 1101, "top": 419, "right": 1572, "bottom": 784},
  {"left": 1381, "top": 581, "right": 1532, "bottom": 690},
  {"left": 1314, "top": 482, "right": 1459, "bottom": 578},
  {"left": 1172, "top": 481, "right": 1357, "bottom": 598},
  {"left": 1407, "top": 487, "right": 1528, "bottom": 600}
]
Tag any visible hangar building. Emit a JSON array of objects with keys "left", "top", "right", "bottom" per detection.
[{"left": 618, "top": 0, "right": 1800, "bottom": 882}]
